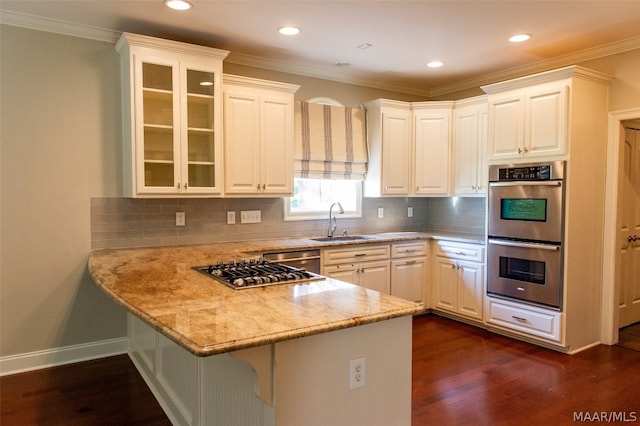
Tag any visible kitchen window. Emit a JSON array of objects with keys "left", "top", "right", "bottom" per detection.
[{"left": 284, "top": 178, "right": 362, "bottom": 220}]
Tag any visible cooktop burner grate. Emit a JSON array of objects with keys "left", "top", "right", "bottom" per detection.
[{"left": 192, "top": 258, "right": 325, "bottom": 290}]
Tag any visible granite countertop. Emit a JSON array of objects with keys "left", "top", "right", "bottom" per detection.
[{"left": 88, "top": 232, "right": 483, "bottom": 356}]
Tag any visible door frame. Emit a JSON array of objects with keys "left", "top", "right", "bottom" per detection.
[{"left": 601, "top": 107, "right": 640, "bottom": 344}]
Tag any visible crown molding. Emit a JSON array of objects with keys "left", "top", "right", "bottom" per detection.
[
  {"left": 2, "top": 10, "right": 638, "bottom": 98},
  {"left": 0, "top": 10, "right": 120, "bottom": 43},
  {"left": 225, "top": 51, "right": 432, "bottom": 97},
  {"left": 429, "top": 35, "right": 640, "bottom": 97}
]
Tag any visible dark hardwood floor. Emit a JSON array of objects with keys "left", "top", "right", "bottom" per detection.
[
  {"left": 412, "top": 314, "right": 640, "bottom": 425},
  {"left": 2, "top": 314, "right": 639, "bottom": 425}
]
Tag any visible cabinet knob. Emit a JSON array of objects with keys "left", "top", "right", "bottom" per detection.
[
  {"left": 517, "top": 147, "right": 522, "bottom": 154},
  {"left": 262, "top": 184, "right": 266, "bottom": 190},
  {"left": 523, "top": 147, "right": 529, "bottom": 153},
  {"left": 176, "top": 182, "right": 181, "bottom": 189},
  {"left": 183, "top": 183, "right": 188, "bottom": 190}
]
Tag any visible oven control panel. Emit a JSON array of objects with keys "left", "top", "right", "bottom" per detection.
[
  {"left": 499, "top": 165, "right": 551, "bottom": 181},
  {"left": 489, "top": 161, "right": 564, "bottom": 182}
]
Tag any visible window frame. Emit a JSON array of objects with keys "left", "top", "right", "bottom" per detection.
[{"left": 283, "top": 178, "right": 363, "bottom": 221}]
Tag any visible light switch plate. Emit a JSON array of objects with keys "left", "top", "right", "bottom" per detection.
[
  {"left": 377, "top": 207, "right": 384, "bottom": 219},
  {"left": 240, "top": 210, "right": 262, "bottom": 224},
  {"left": 408, "top": 207, "right": 413, "bottom": 217},
  {"left": 176, "top": 212, "right": 186, "bottom": 226}
]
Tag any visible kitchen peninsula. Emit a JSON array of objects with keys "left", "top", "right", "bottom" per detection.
[{"left": 88, "top": 235, "right": 427, "bottom": 426}]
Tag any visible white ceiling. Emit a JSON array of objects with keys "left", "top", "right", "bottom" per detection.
[{"left": 2, "top": 0, "right": 640, "bottom": 96}]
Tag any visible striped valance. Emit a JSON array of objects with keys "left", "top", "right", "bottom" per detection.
[{"left": 294, "top": 101, "right": 368, "bottom": 180}]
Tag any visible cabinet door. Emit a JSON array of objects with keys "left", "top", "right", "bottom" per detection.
[
  {"left": 181, "top": 61, "right": 222, "bottom": 193},
  {"left": 433, "top": 258, "right": 458, "bottom": 312},
  {"left": 381, "top": 111, "right": 411, "bottom": 194},
  {"left": 453, "top": 106, "right": 480, "bottom": 195},
  {"left": 391, "top": 258, "right": 426, "bottom": 302},
  {"left": 453, "top": 103, "right": 488, "bottom": 196},
  {"left": 457, "top": 260, "right": 484, "bottom": 320},
  {"left": 488, "top": 94, "right": 524, "bottom": 161},
  {"left": 359, "top": 260, "right": 391, "bottom": 294},
  {"left": 414, "top": 110, "right": 451, "bottom": 195},
  {"left": 135, "top": 56, "right": 181, "bottom": 194},
  {"left": 323, "top": 264, "right": 359, "bottom": 285},
  {"left": 525, "top": 85, "right": 568, "bottom": 158},
  {"left": 261, "top": 96, "right": 293, "bottom": 194},
  {"left": 223, "top": 91, "right": 261, "bottom": 193}
]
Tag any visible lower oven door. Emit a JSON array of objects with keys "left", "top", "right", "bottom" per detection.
[{"left": 487, "top": 239, "right": 563, "bottom": 309}]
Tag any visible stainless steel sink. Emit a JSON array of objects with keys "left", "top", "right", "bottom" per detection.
[{"left": 311, "top": 235, "right": 372, "bottom": 242}]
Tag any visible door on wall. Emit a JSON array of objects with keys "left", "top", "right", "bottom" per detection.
[{"left": 618, "top": 125, "right": 640, "bottom": 328}]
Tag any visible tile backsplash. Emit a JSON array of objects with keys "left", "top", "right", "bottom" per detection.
[{"left": 91, "top": 196, "right": 485, "bottom": 249}]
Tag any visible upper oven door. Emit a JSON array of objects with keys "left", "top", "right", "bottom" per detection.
[{"left": 488, "top": 180, "right": 564, "bottom": 243}]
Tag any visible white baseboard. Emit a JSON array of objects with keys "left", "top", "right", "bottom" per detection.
[{"left": 0, "top": 337, "right": 129, "bottom": 376}]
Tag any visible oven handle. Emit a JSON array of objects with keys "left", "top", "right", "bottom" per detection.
[
  {"left": 489, "top": 181, "right": 562, "bottom": 187},
  {"left": 488, "top": 239, "right": 561, "bottom": 251}
]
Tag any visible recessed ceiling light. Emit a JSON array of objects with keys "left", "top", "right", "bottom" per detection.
[
  {"left": 509, "top": 33, "right": 531, "bottom": 43},
  {"left": 164, "top": 0, "right": 192, "bottom": 11},
  {"left": 427, "top": 61, "right": 444, "bottom": 68},
  {"left": 357, "top": 43, "right": 373, "bottom": 50},
  {"left": 278, "top": 26, "right": 300, "bottom": 36},
  {"left": 335, "top": 62, "right": 350, "bottom": 67},
  {"left": 200, "top": 81, "right": 213, "bottom": 86}
]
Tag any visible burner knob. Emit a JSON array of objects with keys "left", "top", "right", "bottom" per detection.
[{"left": 233, "top": 278, "right": 245, "bottom": 287}]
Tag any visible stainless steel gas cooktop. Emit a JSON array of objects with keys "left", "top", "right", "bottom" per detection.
[{"left": 192, "top": 258, "right": 325, "bottom": 290}]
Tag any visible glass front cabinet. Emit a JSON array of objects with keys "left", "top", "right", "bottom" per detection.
[{"left": 116, "top": 33, "right": 229, "bottom": 196}]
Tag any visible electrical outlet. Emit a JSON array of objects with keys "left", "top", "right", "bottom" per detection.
[
  {"left": 408, "top": 206, "right": 413, "bottom": 218},
  {"left": 377, "top": 207, "right": 384, "bottom": 219},
  {"left": 349, "top": 357, "right": 366, "bottom": 390},
  {"left": 227, "top": 211, "right": 236, "bottom": 225},
  {"left": 175, "top": 212, "right": 186, "bottom": 226}
]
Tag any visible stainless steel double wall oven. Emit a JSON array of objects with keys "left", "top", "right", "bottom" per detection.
[{"left": 487, "top": 161, "right": 566, "bottom": 309}]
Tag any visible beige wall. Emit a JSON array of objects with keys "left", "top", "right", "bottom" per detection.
[
  {"left": 0, "top": 26, "right": 125, "bottom": 357},
  {"left": 579, "top": 49, "right": 640, "bottom": 111},
  {"left": 1, "top": 23, "right": 639, "bottom": 361}
]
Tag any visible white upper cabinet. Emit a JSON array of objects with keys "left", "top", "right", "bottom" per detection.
[
  {"left": 453, "top": 96, "right": 488, "bottom": 196},
  {"left": 363, "top": 100, "right": 412, "bottom": 197},
  {"left": 364, "top": 99, "right": 454, "bottom": 197},
  {"left": 482, "top": 66, "right": 611, "bottom": 163},
  {"left": 413, "top": 102, "right": 454, "bottom": 196},
  {"left": 116, "top": 33, "right": 228, "bottom": 197},
  {"left": 223, "top": 75, "right": 299, "bottom": 195},
  {"left": 486, "top": 85, "right": 568, "bottom": 161}
]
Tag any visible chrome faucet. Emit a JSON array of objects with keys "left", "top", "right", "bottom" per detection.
[{"left": 327, "top": 202, "right": 344, "bottom": 237}]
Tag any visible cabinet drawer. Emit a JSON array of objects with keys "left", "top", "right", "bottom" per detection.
[
  {"left": 322, "top": 245, "right": 390, "bottom": 265},
  {"left": 434, "top": 240, "right": 484, "bottom": 262},
  {"left": 486, "top": 298, "right": 562, "bottom": 342},
  {"left": 391, "top": 241, "right": 428, "bottom": 258}
]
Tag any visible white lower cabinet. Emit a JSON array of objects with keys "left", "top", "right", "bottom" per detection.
[
  {"left": 485, "top": 297, "right": 562, "bottom": 343},
  {"left": 390, "top": 241, "right": 428, "bottom": 303},
  {"left": 322, "top": 242, "right": 429, "bottom": 301},
  {"left": 432, "top": 240, "right": 484, "bottom": 321},
  {"left": 322, "top": 245, "right": 391, "bottom": 294}
]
